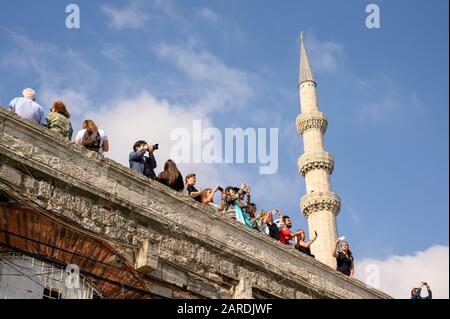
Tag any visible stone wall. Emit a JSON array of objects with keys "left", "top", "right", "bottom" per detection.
[{"left": 0, "top": 108, "right": 391, "bottom": 299}]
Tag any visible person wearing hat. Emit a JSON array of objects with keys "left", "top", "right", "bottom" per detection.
[
  {"left": 129, "top": 140, "right": 157, "bottom": 179},
  {"left": 8, "top": 88, "right": 47, "bottom": 125}
]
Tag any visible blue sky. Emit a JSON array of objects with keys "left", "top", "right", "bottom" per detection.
[{"left": 0, "top": 0, "right": 448, "bottom": 297}]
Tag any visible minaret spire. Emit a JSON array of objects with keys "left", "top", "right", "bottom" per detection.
[
  {"left": 299, "top": 33, "right": 315, "bottom": 85},
  {"left": 296, "top": 33, "right": 341, "bottom": 269}
]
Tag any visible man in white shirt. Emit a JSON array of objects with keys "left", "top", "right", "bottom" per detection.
[{"left": 259, "top": 209, "right": 284, "bottom": 240}]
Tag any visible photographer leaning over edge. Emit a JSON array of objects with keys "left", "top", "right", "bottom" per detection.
[{"left": 129, "top": 140, "right": 157, "bottom": 179}]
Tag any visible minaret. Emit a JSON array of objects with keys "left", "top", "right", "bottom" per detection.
[{"left": 296, "top": 33, "right": 341, "bottom": 268}]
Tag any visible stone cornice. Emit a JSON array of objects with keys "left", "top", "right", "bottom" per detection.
[
  {"left": 300, "top": 191, "right": 341, "bottom": 218},
  {"left": 296, "top": 111, "right": 328, "bottom": 135},
  {"left": 298, "top": 151, "right": 334, "bottom": 176}
]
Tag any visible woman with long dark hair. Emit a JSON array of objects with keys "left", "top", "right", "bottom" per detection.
[
  {"left": 332, "top": 239, "right": 354, "bottom": 277},
  {"left": 46, "top": 100, "right": 73, "bottom": 140},
  {"left": 295, "top": 229, "right": 316, "bottom": 258},
  {"left": 157, "top": 159, "right": 184, "bottom": 192}
]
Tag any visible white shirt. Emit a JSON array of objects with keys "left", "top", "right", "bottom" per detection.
[
  {"left": 75, "top": 129, "right": 108, "bottom": 155},
  {"left": 287, "top": 237, "right": 296, "bottom": 247},
  {"left": 208, "top": 202, "right": 220, "bottom": 211},
  {"left": 260, "top": 220, "right": 284, "bottom": 236}
]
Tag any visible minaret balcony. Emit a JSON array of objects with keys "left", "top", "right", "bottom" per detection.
[
  {"left": 298, "top": 151, "right": 334, "bottom": 176},
  {"left": 300, "top": 191, "right": 341, "bottom": 218},
  {"left": 296, "top": 112, "right": 328, "bottom": 135}
]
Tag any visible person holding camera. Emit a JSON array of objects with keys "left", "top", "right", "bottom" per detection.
[
  {"left": 236, "top": 184, "right": 251, "bottom": 211},
  {"left": 295, "top": 229, "right": 316, "bottom": 258},
  {"left": 129, "top": 140, "right": 157, "bottom": 179},
  {"left": 200, "top": 187, "right": 222, "bottom": 210},
  {"left": 220, "top": 184, "right": 253, "bottom": 228},
  {"left": 246, "top": 203, "right": 261, "bottom": 231},
  {"left": 333, "top": 238, "right": 354, "bottom": 277},
  {"left": 259, "top": 209, "right": 285, "bottom": 240},
  {"left": 410, "top": 282, "right": 432, "bottom": 299}
]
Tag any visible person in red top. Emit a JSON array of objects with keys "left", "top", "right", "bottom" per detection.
[{"left": 279, "top": 215, "right": 301, "bottom": 245}]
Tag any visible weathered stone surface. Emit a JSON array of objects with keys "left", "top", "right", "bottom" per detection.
[
  {"left": 136, "top": 239, "right": 160, "bottom": 273},
  {"left": 0, "top": 108, "right": 391, "bottom": 299},
  {"left": 232, "top": 271, "right": 253, "bottom": 299}
]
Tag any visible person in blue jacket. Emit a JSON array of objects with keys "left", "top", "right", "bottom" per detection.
[
  {"left": 129, "top": 140, "right": 157, "bottom": 179},
  {"left": 410, "top": 282, "right": 432, "bottom": 299}
]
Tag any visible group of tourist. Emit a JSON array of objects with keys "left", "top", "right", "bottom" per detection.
[
  {"left": 4, "top": 88, "right": 436, "bottom": 297},
  {"left": 5, "top": 88, "right": 356, "bottom": 278}
]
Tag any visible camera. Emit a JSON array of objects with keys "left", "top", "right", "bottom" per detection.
[
  {"left": 217, "top": 186, "right": 224, "bottom": 192},
  {"left": 224, "top": 194, "right": 234, "bottom": 204},
  {"left": 152, "top": 143, "right": 159, "bottom": 150}
]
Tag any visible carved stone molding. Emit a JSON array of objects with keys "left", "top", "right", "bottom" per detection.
[
  {"left": 300, "top": 191, "right": 340, "bottom": 218},
  {"left": 298, "top": 152, "right": 334, "bottom": 176},
  {"left": 296, "top": 112, "right": 328, "bottom": 135}
]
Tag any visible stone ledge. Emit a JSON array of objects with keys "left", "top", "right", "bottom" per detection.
[{"left": 0, "top": 107, "right": 390, "bottom": 299}]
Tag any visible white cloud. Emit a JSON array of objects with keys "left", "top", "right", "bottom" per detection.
[
  {"left": 101, "top": 1, "right": 152, "bottom": 30},
  {"left": 101, "top": 44, "right": 127, "bottom": 64},
  {"left": 304, "top": 34, "right": 344, "bottom": 74},
  {"left": 355, "top": 245, "right": 449, "bottom": 299},
  {"left": 0, "top": 29, "right": 97, "bottom": 98},
  {"left": 358, "top": 96, "right": 397, "bottom": 122},
  {"left": 0, "top": 28, "right": 294, "bottom": 229},
  {"left": 84, "top": 90, "right": 210, "bottom": 168},
  {"left": 153, "top": 42, "right": 255, "bottom": 114},
  {"left": 40, "top": 88, "right": 90, "bottom": 119},
  {"left": 198, "top": 8, "right": 221, "bottom": 24},
  {"left": 0, "top": 29, "right": 97, "bottom": 121},
  {"left": 355, "top": 74, "right": 401, "bottom": 122},
  {"left": 101, "top": 0, "right": 181, "bottom": 31}
]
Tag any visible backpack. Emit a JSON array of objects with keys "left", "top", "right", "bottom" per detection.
[{"left": 82, "top": 129, "right": 101, "bottom": 152}]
